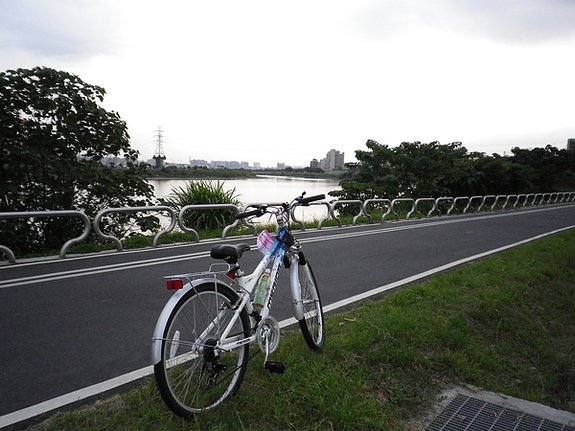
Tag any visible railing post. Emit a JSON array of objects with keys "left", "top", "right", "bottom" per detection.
[
  {"left": 479, "top": 195, "right": 495, "bottom": 212},
  {"left": 93, "top": 206, "right": 176, "bottom": 251},
  {"left": 0, "top": 210, "right": 91, "bottom": 263},
  {"left": 433, "top": 197, "right": 453, "bottom": 216},
  {"left": 291, "top": 201, "right": 330, "bottom": 231},
  {"left": 363, "top": 199, "right": 392, "bottom": 224},
  {"left": 327, "top": 200, "right": 365, "bottom": 226},
  {"left": 408, "top": 198, "right": 435, "bottom": 219},
  {"left": 447, "top": 197, "right": 469, "bottom": 216},
  {"left": 463, "top": 196, "right": 483, "bottom": 213},
  {"left": 383, "top": 198, "right": 415, "bottom": 221},
  {"left": 0, "top": 245, "right": 16, "bottom": 264},
  {"left": 179, "top": 204, "right": 241, "bottom": 241},
  {"left": 490, "top": 195, "right": 507, "bottom": 211},
  {"left": 514, "top": 194, "right": 526, "bottom": 208}
]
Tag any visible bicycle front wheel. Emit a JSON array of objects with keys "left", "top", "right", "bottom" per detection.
[
  {"left": 154, "top": 283, "right": 250, "bottom": 417},
  {"left": 297, "top": 262, "right": 325, "bottom": 350}
]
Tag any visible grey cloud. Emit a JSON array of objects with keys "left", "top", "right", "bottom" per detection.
[
  {"left": 447, "top": 0, "right": 575, "bottom": 43},
  {"left": 0, "top": 0, "right": 122, "bottom": 60},
  {"left": 356, "top": 0, "right": 575, "bottom": 44}
]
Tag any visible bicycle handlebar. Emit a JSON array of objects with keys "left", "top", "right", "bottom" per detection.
[
  {"left": 235, "top": 206, "right": 267, "bottom": 219},
  {"left": 295, "top": 194, "right": 325, "bottom": 206},
  {"left": 235, "top": 193, "right": 326, "bottom": 219}
]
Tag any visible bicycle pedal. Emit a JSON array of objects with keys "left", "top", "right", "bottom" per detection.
[{"left": 264, "top": 361, "right": 285, "bottom": 374}]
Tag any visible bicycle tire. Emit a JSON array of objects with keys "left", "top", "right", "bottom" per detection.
[
  {"left": 154, "top": 283, "right": 250, "bottom": 417},
  {"left": 296, "top": 262, "right": 325, "bottom": 350}
]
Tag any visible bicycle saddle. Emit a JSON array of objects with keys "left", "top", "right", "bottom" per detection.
[{"left": 210, "top": 243, "right": 251, "bottom": 264}]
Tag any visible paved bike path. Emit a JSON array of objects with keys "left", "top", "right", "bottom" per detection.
[{"left": 1, "top": 205, "right": 574, "bottom": 428}]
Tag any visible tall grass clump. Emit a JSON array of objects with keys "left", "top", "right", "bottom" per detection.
[{"left": 162, "top": 180, "right": 241, "bottom": 231}]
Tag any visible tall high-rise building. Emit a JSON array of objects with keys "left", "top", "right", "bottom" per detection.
[
  {"left": 567, "top": 138, "right": 575, "bottom": 153},
  {"left": 320, "top": 149, "right": 345, "bottom": 172}
]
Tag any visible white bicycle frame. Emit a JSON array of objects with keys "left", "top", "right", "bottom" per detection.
[{"left": 151, "top": 232, "right": 311, "bottom": 365}]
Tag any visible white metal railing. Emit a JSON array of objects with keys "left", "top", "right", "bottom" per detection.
[
  {"left": 93, "top": 206, "right": 176, "bottom": 251},
  {"left": 0, "top": 210, "right": 91, "bottom": 264},
  {"left": 364, "top": 199, "right": 392, "bottom": 222},
  {"left": 384, "top": 198, "right": 415, "bottom": 221},
  {"left": 1, "top": 191, "right": 574, "bottom": 263},
  {"left": 291, "top": 201, "right": 331, "bottom": 231},
  {"left": 177, "top": 204, "right": 244, "bottom": 241},
  {"left": 407, "top": 198, "right": 435, "bottom": 219},
  {"left": 447, "top": 196, "right": 469, "bottom": 216}
]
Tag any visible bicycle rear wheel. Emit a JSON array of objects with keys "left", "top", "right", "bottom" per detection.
[
  {"left": 296, "top": 262, "right": 325, "bottom": 350},
  {"left": 154, "top": 283, "right": 250, "bottom": 417}
]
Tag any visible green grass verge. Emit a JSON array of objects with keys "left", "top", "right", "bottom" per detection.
[{"left": 29, "top": 229, "right": 575, "bottom": 430}]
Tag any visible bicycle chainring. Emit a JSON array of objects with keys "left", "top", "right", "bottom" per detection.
[{"left": 256, "top": 315, "right": 281, "bottom": 355}]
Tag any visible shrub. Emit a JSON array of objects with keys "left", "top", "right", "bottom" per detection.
[{"left": 163, "top": 180, "right": 241, "bottom": 230}]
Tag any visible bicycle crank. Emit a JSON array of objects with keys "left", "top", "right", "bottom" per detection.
[{"left": 256, "top": 315, "right": 284, "bottom": 374}]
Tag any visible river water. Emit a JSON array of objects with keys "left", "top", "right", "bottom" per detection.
[{"left": 148, "top": 175, "right": 341, "bottom": 221}]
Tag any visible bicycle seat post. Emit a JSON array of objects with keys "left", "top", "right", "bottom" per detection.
[{"left": 225, "top": 263, "right": 242, "bottom": 280}]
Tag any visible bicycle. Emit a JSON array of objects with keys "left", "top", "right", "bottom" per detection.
[{"left": 151, "top": 193, "right": 326, "bottom": 418}]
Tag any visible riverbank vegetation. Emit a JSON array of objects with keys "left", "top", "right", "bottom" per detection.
[
  {"left": 144, "top": 166, "right": 341, "bottom": 180},
  {"left": 334, "top": 140, "right": 575, "bottom": 204},
  {"left": 146, "top": 166, "right": 257, "bottom": 179},
  {"left": 28, "top": 228, "right": 575, "bottom": 430}
]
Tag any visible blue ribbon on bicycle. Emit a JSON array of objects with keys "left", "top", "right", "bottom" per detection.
[{"left": 267, "top": 228, "right": 295, "bottom": 257}]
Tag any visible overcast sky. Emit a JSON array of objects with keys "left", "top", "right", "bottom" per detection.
[{"left": 1, "top": 0, "right": 574, "bottom": 167}]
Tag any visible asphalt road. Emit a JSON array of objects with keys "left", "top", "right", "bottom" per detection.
[{"left": 1, "top": 204, "right": 574, "bottom": 426}]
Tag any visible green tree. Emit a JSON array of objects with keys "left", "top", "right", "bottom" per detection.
[
  {"left": 470, "top": 154, "right": 535, "bottom": 195},
  {"left": 334, "top": 140, "right": 481, "bottom": 201},
  {"left": 511, "top": 145, "right": 575, "bottom": 191},
  {"left": 331, "top": 139, "right": 398, "bottom": 201},
  {"left": 390, "top": 141, "right": 475, "bottom": 197},
  {"left": 0, "top": 67, "right": 155, "bottom": 254},
  {"left": 335, "top": 140, "right": 575, "bottom": 206}
]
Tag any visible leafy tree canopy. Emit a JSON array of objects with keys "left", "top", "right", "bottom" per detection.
[
  {"left": 0, "top": 66, "right": 154, "bottom": 253},
  {"left": 333, "top": 139, "right": 575, "bottom": 202}
]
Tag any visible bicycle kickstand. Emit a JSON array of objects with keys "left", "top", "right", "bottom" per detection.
[{"left": 263, "top": 333, "right": 285, "bottom": 375}]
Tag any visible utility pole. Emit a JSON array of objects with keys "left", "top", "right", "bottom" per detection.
[{"left": 153, "top": 126, "right": 166, "bottom": 169}]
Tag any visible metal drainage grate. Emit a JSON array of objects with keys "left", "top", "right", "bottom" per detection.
[{"left": 425, "top": 394, "right": 575, "bottom": 431}]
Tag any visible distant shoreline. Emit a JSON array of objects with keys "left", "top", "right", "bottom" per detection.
[{"left": 145, "top": 169, "right": 342, "bottom": 181}]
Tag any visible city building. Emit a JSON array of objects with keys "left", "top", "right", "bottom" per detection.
[
  {"left": 189, "top": 159, "right": 209, "bottom": 168},
  {"left": 568, "top": 138, "right": 575, "bottom": 153},
  {"left": 320, "top": 149, "right": 344, "bottom": 172},
  {"left": 209, "top": 160, "right": 249, "bottom": 169}
]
